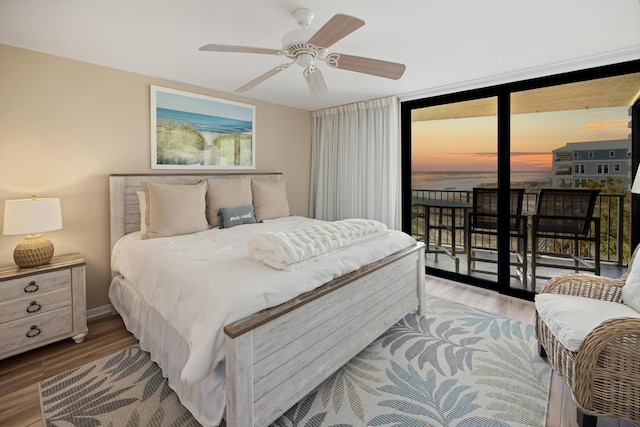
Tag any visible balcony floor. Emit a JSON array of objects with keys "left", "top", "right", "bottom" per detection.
[{"left": 424, "top": 247, "right": 627, "bottom": 293}]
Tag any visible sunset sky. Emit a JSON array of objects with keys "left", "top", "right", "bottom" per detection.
[{"left": 411, "top": 106, "right": 630, "bottom": 172}]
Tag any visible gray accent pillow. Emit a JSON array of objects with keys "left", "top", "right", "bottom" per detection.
[{"left": 219, "top": 205, "right": 258, "bottom": 228}]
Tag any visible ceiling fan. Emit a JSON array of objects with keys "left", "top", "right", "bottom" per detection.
[{"left": 199, "top": 8, "right": 406, "bottom": 97}]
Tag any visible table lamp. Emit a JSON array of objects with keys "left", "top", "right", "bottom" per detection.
[{"left": 3, "top": 196, "right": 63, "bottom": 268}]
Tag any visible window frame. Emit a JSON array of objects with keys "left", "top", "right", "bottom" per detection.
[
  {"left": 597, "top": 164, "right": 610, "bottom": 174},
  {"left": 401, "top": 59, "right": 640, "bottom": 300}
]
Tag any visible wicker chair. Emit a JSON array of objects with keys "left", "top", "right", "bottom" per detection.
[{"left": 535, "top": 245, "right": 640, "bottom": 427}]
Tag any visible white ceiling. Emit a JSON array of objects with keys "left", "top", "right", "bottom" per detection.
[{"left": 1, "top": 0, "right": 639, "bottom": 111}]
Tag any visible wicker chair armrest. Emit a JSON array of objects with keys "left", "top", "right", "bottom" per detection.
[
  {"left": 574, "top": 317, "right": 640, "bottom": 410},
  {"left": 539, "top": 273, "right": 625, "bottom": 303}
]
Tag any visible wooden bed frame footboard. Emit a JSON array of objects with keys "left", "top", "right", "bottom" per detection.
[{"left": 224, "top": 243, "right": 425, "bottom": 427}]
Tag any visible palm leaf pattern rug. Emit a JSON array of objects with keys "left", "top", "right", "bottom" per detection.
[{"left": 40, "top": 296, "right": 551, "bottom": 426}]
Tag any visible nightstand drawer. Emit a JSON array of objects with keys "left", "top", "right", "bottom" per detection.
[
  {"left": 0, "top": 269, "right": 70, "bottom": 300},
  {"left": 0, "top": 287, "right": 71, "bottom": 323},
  {"left": 0, "top": 307, "right": 73, "bottom": 353},
  {"left": 0, "top": 254, "right": 86, "bottom": 360}
]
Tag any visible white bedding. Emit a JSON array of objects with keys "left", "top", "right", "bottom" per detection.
[
  {"left": 247, "top": 218, "right": 389, "bottom": 270},
  {"left": 111, "top": 216, "right": 416, "bottom": 386}
]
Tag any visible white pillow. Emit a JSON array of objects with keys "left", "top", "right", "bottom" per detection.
[
  {"left": 206, "top": 177, "right": 253, "bottom": 228},
  {"left": 622, "top": 250, "right": 640, "bottom": 312},
  {"left": 252, "top": 178, "right": 290, "bottom": 221},
  {"left": 142, "top": 180, "right": 210, "bottom": 239},
  {"left": 136, "top": 191, "right": 147, "bottom": 234}
]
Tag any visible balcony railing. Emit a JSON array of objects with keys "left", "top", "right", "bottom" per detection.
[{"left": 411, "top": 188, "right": 628, "bottom": 266}]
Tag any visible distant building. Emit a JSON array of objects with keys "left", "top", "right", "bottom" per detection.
[{"left": 551, "top": 139, "right": 631, "bottom": 189}]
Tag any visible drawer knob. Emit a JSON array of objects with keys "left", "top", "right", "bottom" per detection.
[
  {"left": 24, "top": 281, "right": 39, "bottom": 293},
  {"left": 26, "top": 325, "right": 41, "bottom": 338},
  {"left": 27, "top": 301, "right": 42, "bottom": 313}
]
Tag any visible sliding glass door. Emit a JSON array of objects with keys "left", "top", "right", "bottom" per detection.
[
  {"left": 511, "top": 75, "right": 638, "bottom": 291},
  {"left": 409, "top": 97, "right": 500, "bottom": 289},
  {"left": 402, "top": 61, "right": 640, "bottom": 299}
]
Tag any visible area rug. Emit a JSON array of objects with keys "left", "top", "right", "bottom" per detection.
[{"left": 40, "top": 296, "right": 551, "bottom": 426}]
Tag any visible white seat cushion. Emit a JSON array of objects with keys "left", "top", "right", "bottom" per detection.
[{"left": 535, "top": 293, "right": 640, "bottom": 352}]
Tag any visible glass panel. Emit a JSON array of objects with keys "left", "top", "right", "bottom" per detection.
[
  {"left": 510, "top": 73, "right": 640, "bottom": 291},
  {"left": 411, "top": 97, "right": 497, "bottom": 279}
]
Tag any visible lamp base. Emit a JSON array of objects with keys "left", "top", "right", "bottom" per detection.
[{"left": 14, "top": 234, "right": 54, "bottom": 268}]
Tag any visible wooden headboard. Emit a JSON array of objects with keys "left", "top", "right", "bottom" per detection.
[{"left": 109, "top": 173, "right": 283, "bottom": 251}]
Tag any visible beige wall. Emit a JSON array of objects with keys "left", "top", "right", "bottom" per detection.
[{"left": 0, "top": 44, "right": 312, "bottom": 311}]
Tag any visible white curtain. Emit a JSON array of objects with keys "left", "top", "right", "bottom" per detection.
[{"left": 309, "top": 96, "right": 401, "bottom": 229}]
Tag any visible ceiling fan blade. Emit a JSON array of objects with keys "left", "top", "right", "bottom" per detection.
[
  {"left": 326, "top": 53, "right": 406, "bottom": 79},
  {"left": 306, "top": 14, "right": 364, "bottom": 48},
  {"left": 304, "top": 67, "right": 329, "bottom": 97},
  {"left": 235, "top": 63, "right": 290, "bottom": 93},
  {"left": 199, "top": 44, "right": 280, "bottom": 55}
]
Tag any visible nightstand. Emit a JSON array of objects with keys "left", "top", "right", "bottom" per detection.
[{"left": 0, "top": 253, "right": 87, "bottom": 360}]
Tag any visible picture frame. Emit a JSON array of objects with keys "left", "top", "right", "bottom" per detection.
[{"left": 150, "top": 85, "right": 256, "bottom": 169}]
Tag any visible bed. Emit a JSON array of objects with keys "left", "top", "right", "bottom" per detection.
[{"left": 109, "top": 173, "right": 426, "bottom": 427}]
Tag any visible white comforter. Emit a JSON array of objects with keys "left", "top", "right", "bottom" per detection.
[
  {"left": 111, "top": 216, "right": 416, "bottom": 384},
  {"left": 247, "top": 218, "right": 389, "bottom": 270}
]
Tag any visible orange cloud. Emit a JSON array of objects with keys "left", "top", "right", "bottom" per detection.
[
  {"left": 511, "top": 153, "right": 552, "bottom": 169},
  {"left": 417, "top": 152, "right": 552, "bottom": 171},
  {"left": 428, "top": 152, "right": 496, "bottom": 159},
  {"left": 583, "top": 120, "right": 628, "bottom": 129},
  {"left": 428, "top": 152, "right": 550, "bottom": 164}
]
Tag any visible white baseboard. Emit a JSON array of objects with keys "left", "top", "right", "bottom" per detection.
[{"left": 87, "top": 304, "right": 116, "bottom": 319}]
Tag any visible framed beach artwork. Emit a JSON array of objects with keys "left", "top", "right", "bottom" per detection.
[{"left": 150, "top": 85, "right": 256, "bottom": 169}]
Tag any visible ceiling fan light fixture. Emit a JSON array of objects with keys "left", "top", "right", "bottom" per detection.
[{"left": 296, "top": 52, "right": 315, "bottom": 67}]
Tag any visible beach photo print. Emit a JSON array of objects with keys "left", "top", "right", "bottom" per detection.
[{"left": 150, "top": 85, "right": 255, "bottom": 169}]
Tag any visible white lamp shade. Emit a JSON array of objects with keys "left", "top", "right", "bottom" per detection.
[
  {"left": 3, "top": 197, "right": 63, "bottom": 235},
  {"left": 633, "top": 172, "right": 640, "bottom": 194}
]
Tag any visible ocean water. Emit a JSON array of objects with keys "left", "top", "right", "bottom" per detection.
[
  {"left": 156, "top": 107, "right": 252, "bottom": 134},
  {"left": 412, "top": 171, "right": 552, "bottom": 191}
]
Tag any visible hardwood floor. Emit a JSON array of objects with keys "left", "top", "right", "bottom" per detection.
[
  {"left": 0, "top": 277, "right": 636, "bottom": 426},
  {"left": 0, "top": 314, "right": 138, "bottom": 427}
]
